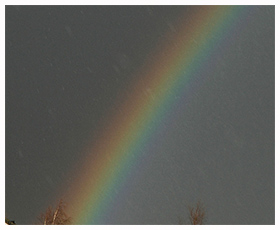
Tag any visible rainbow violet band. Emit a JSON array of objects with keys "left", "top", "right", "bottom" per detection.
[{"left": 58, "top": 6, "right": 252, "bottom": 224}]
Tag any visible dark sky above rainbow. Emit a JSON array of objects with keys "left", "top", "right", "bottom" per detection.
[{"left": 6, "top": 5, "right": 274, "bottom": 225}]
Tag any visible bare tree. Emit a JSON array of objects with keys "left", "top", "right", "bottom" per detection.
[
  {"left": 37, "top": 199, "right": 71, "bottom": 225},
  {"left": 188, "top": 201, "right": 205, "bottom": 225}
]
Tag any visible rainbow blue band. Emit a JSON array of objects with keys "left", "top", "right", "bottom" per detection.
[{"left": 56, "top": 6, "right": 253, "bottom": 224}]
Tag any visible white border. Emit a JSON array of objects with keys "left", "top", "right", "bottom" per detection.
[
  {"left": 2, "top": 1, "right": 277, "bottom": 229},
  {"left": 1, "top": 1, "right": 278, "bottom": 5}
]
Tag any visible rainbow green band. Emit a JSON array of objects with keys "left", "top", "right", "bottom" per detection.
[{"left": 60, "top": 6, "right": 252, "bottom": 224}]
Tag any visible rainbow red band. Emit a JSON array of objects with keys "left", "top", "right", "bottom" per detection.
[{"left": 56, "top": 6, "right": 252, "bottom": 224}]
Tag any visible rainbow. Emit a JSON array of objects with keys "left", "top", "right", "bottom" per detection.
[{"left": 60, "top": 6, "right": 253, "bottom": 224}]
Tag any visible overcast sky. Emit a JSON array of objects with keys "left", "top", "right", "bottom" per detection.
[{"left": 5, "top": 5, "right": 274, "bottom": 225}]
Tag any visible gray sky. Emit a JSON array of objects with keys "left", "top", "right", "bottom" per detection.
[{"left": 5, "top": 5, "right": 274, "bottom": 225}]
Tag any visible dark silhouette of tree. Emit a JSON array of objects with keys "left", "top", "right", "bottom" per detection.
[
  {"left": 37, "top": 199, "right": 71, "bottom": 225},
  {"left": 5, "top": 217, "right": 16, "bottom": 225}
]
